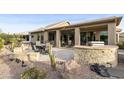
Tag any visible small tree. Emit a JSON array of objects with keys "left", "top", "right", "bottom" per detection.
[
  {"left": 9, "top": 38, "right": 17, "bottom": 52},
  {"left": 117, "top": 42, "right": 124, "bottom": 49}
]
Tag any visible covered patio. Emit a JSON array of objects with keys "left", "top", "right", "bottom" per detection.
[
  {"left": 29, "top": 16, "right": 122, "bottom": 48},
  {"left": 46, "top": 17, "right": 122, "bottom": 47}
]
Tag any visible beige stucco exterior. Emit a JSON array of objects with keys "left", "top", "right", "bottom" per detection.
[
  {"left": 95, "top": 31, "right": 100, "bottom": 41},
  {"left": 75, "top": 27, "right": 80, "bottom": 46},
  {"left": 31, "top": 34, "right": 37, "bottom": 43},
  {"left": 108, "top": 23, "right": 116, "bottom": 45},
  {"left": 56, "top": 30, "right": 61, "bottom": 47},
  {"left": 43, "top": 31, "right": 48, "bottom": 43},
  {"left": 29, "top": 32, "right": 44, "bottom": 43}
]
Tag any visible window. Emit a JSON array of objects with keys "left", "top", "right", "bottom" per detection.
[
  {"left": 37, "top": 34, "right": 40, "bottom": 41},
  {"left": 100, "top": 31, "right": 108, "bottom": 44},
  {"left": 31, "top": 35, "right": 34, "bottom": 38},
  {"left": 41, "top": 35, "right": 44, "bottom": 43}
]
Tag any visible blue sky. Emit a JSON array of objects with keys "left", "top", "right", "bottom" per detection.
[{"left": 0, "top": 14, "right": 124, "bottom": 33}]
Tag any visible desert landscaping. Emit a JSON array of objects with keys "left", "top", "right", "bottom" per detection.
[
  {"left": 0, "top": 43, "right": 124, "bottom": 79},
  {"left": 0, "top": 46, "right": 111, "bottom": 79}
]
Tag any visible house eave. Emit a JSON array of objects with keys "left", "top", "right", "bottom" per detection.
[{"left": 30, "top": 16, "right": 123, "bottom": 33}]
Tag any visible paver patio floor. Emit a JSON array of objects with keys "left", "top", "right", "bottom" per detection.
[{"left": 39, "top": 48, "right": 74, "bottom": 62}]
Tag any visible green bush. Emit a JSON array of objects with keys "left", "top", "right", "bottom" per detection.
[
  {"left": 0, "top": 37, "right": 4, "bottom": 50},
  {"left": 0, "top": 32, "right": 23, "bottom": 45},
  {"left": 21, "top": 67, "right": 46, "bottom": 79},
  {"left": 9, "top": 38, "right": 21, "bottom": 51},
  {"left": 117, "top": 42, "right": 124, "bottom": 49}
]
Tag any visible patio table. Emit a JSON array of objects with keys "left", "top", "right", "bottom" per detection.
[{"left": 36, "top": 44, "right": 46, "bottom": 54}]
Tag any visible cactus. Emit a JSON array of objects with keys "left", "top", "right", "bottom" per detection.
[
  {"left": 50, "top": 54, "right": 56, "bottom": 71},
  {"left": 48, "top": 44, "right": 56, "bottom": 71}
]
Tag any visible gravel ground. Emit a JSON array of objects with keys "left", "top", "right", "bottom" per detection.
[
  {"left": 0, "top": 48, "right": 124, "bottom": 79},
  {"left": 0, "top": 49, "right": 27, "bottom": 79}
]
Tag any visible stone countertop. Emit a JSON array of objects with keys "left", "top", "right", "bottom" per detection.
[{"left": 74, "top": 45, "right": 118, "bottom": 49}]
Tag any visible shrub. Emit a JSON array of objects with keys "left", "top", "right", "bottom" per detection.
[
  {"left": 9, "top": 38, "right": 20, "bottom": 51},
  {"left": 0, "top": 37, "right": 4, "bottom": 50},
  {"left": 117, "top": 42, "right": 124, "bottom": 49},
  {"left": 0, "top": 32, "right": 23, "bottom": 46},
  {"left": 21, "top": 67, "right": 46, "bottom": 79}
]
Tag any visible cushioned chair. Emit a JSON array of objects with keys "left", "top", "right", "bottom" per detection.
[
  {"left": 31, "top": 42, "right": 39, "bottom": 52},
  {"left": 36, "top": 41, "right": 41, "bottom": 46}
]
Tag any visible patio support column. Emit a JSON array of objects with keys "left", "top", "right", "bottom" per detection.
[
  {"left": 108, "top": 23, "right": 116, "bottom": 45},
  {"left": 44, "top": 31, "right": 48, "bottom": 43},
  {"left": 116, "top": 33, "right": 120, "bottom": 43},
  {"left": 56, "top": 30, "right": 61, "bottom": 48},
  {"left": 95, "top": 31, "right": 100, "bottom": 41},
  {"left": 29, "top": 33, "right": 32, "bottom": 42},
  {"left": 75, "top": 27, "right": 80, "bottom": 46}
]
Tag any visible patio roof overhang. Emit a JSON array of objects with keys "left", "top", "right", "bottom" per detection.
[
  {"left": 45, "top": 16, "right": 122, "bottom": 31},
  {"left": 30, "top": 16, "right": 122, "bottom": 33}
]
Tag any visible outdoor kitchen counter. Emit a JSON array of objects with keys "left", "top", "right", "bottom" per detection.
[
  {"left": 74, "top": 45, "right": 118, "bottom": 67},
  {"left": 74, "top": 45, "right": 118, "bottom": 49}
]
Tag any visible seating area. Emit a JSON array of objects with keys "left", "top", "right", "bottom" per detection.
[
  {"left": 11, "top": 41, "right": 72, "bottom": 64},
  {"left": 13, "top": 41, "right": 47, "bottom": 62},
  {"left": 20, "top": 41, "right": 48, "bottom": 54}
]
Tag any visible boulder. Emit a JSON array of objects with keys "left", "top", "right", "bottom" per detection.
[
  {"left": 65, "top": 60, "right": 80, "bottom": 71},
  {"left": 59, "top": 60, "right": 83, "bottom": 79},
  {"left": 64, "top": 60, "right": 80, "bottom": 73}
]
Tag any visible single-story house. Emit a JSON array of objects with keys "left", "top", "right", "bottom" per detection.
[{"left": 28, "top": 16, "right": 122, "bottom": 47}]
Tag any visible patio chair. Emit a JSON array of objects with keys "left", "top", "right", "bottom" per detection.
[
  {"left": 36, "top": 41, "right": 41, "bottom": 46},
  {"left": 30, "top": 42, "right": 39, "bottom": 52},
  {"left": 33, "top": 45, "right": 40, "bottom": 52},
  {"left": 43, "top": 43, "right": 50, "bottom": 54}
]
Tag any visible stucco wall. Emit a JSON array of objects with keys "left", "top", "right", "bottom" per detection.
[{"left": 31, "top": 33, "right": 44, "bottom": 43}]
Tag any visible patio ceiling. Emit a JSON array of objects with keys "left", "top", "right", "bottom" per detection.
[{"left": 80, "top": 24, "right": 107, "bottom": 32}]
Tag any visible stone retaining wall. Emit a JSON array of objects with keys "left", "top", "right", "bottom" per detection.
[{"left": 74, "top": 45, "right": 118, "bottom": 67}]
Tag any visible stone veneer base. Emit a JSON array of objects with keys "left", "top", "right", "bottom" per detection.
[{"left": 74, "top": 45, "right": 118, "bottom": 67}]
